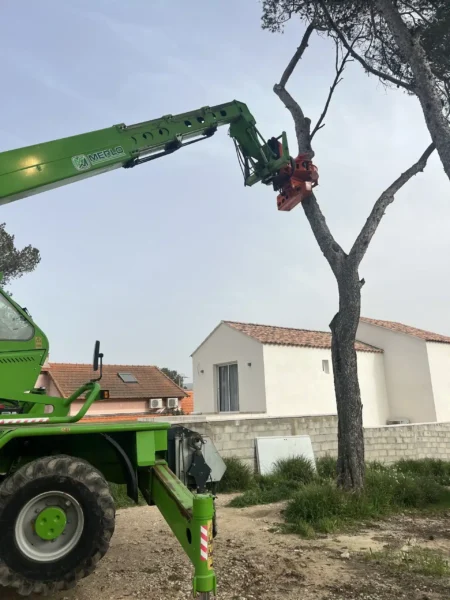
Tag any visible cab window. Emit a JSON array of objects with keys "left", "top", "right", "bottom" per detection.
[{"left": 0, "top": 294, "right": 34, "bottom": 341}]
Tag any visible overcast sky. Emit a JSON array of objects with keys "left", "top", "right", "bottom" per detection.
[{"left": 1, "top": 0, "right": 449, "bottom": 379}]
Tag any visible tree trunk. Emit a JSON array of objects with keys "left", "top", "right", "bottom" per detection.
[
  {"left": 330, "top": 266, "right": 365, "bottom": 490},
  {"left": 376, "top": 0, "right": 450, "bottom": 184}
]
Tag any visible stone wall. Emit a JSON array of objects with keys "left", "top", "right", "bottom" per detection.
[{"left": 172, "top": 414, "right": 450, "bottom": 469}]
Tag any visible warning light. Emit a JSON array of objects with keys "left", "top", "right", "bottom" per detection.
[{"left": 99, "top": 390, "right": 110, "bottom": 400}]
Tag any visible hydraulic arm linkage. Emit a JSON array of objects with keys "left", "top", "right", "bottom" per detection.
[{"left": 0, "top": 100, "right": 318, "bottom": 211}]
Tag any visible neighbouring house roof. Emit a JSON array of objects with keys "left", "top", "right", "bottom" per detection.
[
  {"left": 47, "top": 363, "right": 187, "bottom": 399},
  {"left": 223, "top": 321, "right": 382, "bottom": 353},
  {"left": 360, "top": 317, "right": 450, "bottom": 344}
]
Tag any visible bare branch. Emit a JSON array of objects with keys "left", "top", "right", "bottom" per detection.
[
  {"left": 302, "top": 193, "right": 346, "bottom": 275},
  {"left": 273, "top": 84, "right": 313, "bottom": 156},
  {"left": 279, "top": 22, "right": 316, "bottom": 88},
  {"left": 310, "top": 41, "right": 352, "bottom": 140},
  {"left": 348, "top": 143, "right": 435, "bottom": 268},
  {"left": 318, "top": 0, "right": 414, "bottom": 92}
]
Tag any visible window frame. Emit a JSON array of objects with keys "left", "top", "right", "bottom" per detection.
[
  {"left": 0, "top": 292, "right": 35, "bottom": 342},
  {"left": 216, "top": 362, "right": 240, "bottom": 413}
]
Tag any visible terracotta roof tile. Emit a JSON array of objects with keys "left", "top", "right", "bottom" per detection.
[
  {"left": 48, "top": 363, "right": 187, "bottom": 399},
  {"left": 223, "top": 321, "right": 381, "bottom": 353},
  {"left": 360, "top": 318, "right": 450, "bottom": 344}
]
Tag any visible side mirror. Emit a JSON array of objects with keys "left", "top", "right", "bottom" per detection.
[{"left": 93, "top": 341, "right": 101, "bottom": 372}]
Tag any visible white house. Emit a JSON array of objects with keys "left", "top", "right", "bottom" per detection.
[
  {"left": 191, "top": 318, "right": 450, "bottom": 427},
  {"left": 192, "top": 320, "right": 389, "bottom": 427},
  {"left": 357, "top": 318, "right": 450, "bottom": 423}
]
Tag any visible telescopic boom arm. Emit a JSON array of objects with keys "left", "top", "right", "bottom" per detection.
[{"left": 0, "top": 100, "right": 318, "bottom": 211}]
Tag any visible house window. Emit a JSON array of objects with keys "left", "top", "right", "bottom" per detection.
[
  {"left": 118, "top": 372, "right": 138, "bottom": 383},
  {"left": 217, "top": 363, "right": 239, "bottom": 412},
  {"left": 0, "top": 293, "right": 34, "bottom": 341},
  {"left": 322, "top": 360, "right": 330, "bottom": 374}
]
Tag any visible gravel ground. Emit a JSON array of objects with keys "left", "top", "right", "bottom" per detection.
[{"left": 3, "top": 496, "right": 450, "bottom": 600}]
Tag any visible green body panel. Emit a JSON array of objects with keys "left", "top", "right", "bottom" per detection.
[
  {"left": 0, "top": 288, "right": 49, "bottom": 397},
  {"left": 150, "top": 464, "right": 216, "bottom": 595},
  {"left": 0, "top": 100, "right": 290, "bottom": 205},
  {"left": 135, "top": 430, "right": 156, "bottom": 466}
]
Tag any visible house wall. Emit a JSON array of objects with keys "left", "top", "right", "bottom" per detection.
[
  {"left": 262, "top": 345, "right": 389, "bottom": 427},
  {"left": 174, "top": 414, "right": 450, "bottom": 469},
  {"left": 70, "top": 399, "right": 149, "bottom": 416},
  {"left": 36, "top": 371, "right": 63, "bottom": 398},
  {"left": 357, "top": 322, "right": 436, "bottom": 423},
  {"left": 426, "top": 342, "right": 450, "bottom": 422},
  {"left": 192, "top": 323, "right": 266, "bottom": 414}
]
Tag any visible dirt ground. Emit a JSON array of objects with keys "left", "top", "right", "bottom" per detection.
[{"left": 3, "top": 495, "right": 450, "bottom": 600}]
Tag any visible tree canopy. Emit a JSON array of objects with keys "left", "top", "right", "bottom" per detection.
[
  {"left": 0, "top": 223, "right": 40, "bottom": 287},
  {"left": 262, "top": 0, "right": 450, "bottom": 107},
  {"left": 160, "top": 368, "right": 186, "bottom": 389}
]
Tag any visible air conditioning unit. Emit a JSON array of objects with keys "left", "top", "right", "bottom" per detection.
[
  {"left": 149, "top": 398, "right": 163, "bottom": 409},
  {"left": 167, "top": 398, "right": 179, "bottom": 409},
  {"left": 387, "top": 418, "right": 410, "bottom": 425}
]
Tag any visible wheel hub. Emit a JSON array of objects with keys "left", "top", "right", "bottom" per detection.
[
  {"left": 15, "top": 491, "right": 84, "bottom": 562},
  {"left": 34, "top": 506, "right": 67, "bottom": 541}
]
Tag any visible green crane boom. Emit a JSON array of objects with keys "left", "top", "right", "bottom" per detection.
[{"left": 0, "top": 100, "right": 291, "bottom": 206}]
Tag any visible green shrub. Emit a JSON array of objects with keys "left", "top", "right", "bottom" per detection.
[
  {"left": 284, "top": 482, "right": 348, "bottom": 525},
  {"left": 109, "top": 483, "right": 146, "bottom": 509},
  {"left": 282, "top": 469, "right": 448, "bottom": 536},
  {"left": 316, "top": 456, "right": 337, "bottom": 481},
  {"left": 394, "top": 459, "right": 450, "bottom": 486},
  {"left": 366, "top": 547, "right": 450, "bottom": 577},
  {"left": 217, "top": 457, "right": 254, "bottom": 493},
  {"left": 272, "top": 456, "right": 315, "bottom": 484},
  {"left": 228, "top": 474, "right": 303, "bottom": 508}
]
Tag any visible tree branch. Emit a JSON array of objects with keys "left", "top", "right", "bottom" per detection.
[
  {"left": 318, "top": 0, "right": 414, "bottom": 92},
  {"left": 273, "top": 84, "right": 313, "bottom": 156},
  {"left": 302, "top": 193, "right": 346, "bottom": 276},
  {"left": 311, "top": 41, "right": 352, "bottom": 140},
  {"left": 274, "top": 24, "right": 347, "bottom": 271},
  {"left": 279, "top": 22, "right": 316, "bottom": 87},
  {"left": 348, "top": 142, "right": 435, "bottom": 268}
]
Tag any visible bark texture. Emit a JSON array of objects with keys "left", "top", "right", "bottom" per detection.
[{"left": 331, "top": 270, "right": 365, "bottom": 489}]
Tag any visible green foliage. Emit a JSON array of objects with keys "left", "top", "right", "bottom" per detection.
[
  {"left": 284, "top": 469, "right": 447, "bottom": 535},
  {"left": 261, "top": 1, "right": 450, "bottom": 109},
  {"left": 365, "top": 546, "right": 450, "bottom": 577},
  {"left": 217, "top": 457, "right": 254, "bottom": 493},
  {"left": 316, "top": 455, "right": 337, "bottom": 480},
  {"left": 272, "top": 456, "right": 315, "bottom": 484},
  {"left": 225, "top": 457, "right": 450, "bottom": 535},
  {"left": 160, "top": 367, "right": 186, "bottom": 389},
  {"left": 394, "top": 458, "right": 450, "bottom": 486},
  {"left": 0, "top": 223, "right": 40, "bottom": 286},
  {"left": 109, "top": 483, "right": 146, "bottom": 509}
]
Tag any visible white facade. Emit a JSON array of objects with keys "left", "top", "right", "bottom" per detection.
[
  {"left": 262, "top": 344, "right": 389, "bottom": 427},
  {"left": 192, "top": 322, "right": 389, "bottom": 427},
  {"left": 193, "top": 319, "right": 450, "bottom": 427},
  {"left": 357, "top": 320, "right": 450, "bottom": 424},
  {"left": 193, "top": 323, "right": 267, "bottom": 415},
  {"left": 427, "top": 342, "right": 450, "bottom": 422},
  {"left": 356, "top": 321, "right": 436, "bottom": 423}
]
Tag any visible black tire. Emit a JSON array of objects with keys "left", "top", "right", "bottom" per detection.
[{"left": 0, "top": 454, "right": 115, "bottom": 596}]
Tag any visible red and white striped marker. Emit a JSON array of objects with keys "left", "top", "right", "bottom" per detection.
[
  {"left": 0, "top": 417, "right": 50, "bottom": 425},
  {"left": 200, "top": 525, "right": 209, "bottom": 561}
]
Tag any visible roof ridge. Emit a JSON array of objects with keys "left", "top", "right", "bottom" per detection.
[
  {"left": 360, "top": 317, "right": 450, "bottom": 343},
  {"left": 224, "top": 320, "right": 330, "bottom": 335},
  {"left": 49, "top": 362, "right": 158, "bottom": 368}
]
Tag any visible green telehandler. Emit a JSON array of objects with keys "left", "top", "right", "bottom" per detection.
[{"left": 0, "top": 100, "right": 317, "bottom": 597}]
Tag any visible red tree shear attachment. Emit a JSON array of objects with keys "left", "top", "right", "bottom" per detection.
[{"left": 275, "top": 154, "right": 319, "bottom": 212}]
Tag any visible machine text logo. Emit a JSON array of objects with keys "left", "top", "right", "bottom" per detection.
[
  {"left": 72, "top": 146, "right": 126, "bottom": 171},
  {"left": 71, "top": 154, "right": 90, "bottom": 171}
]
